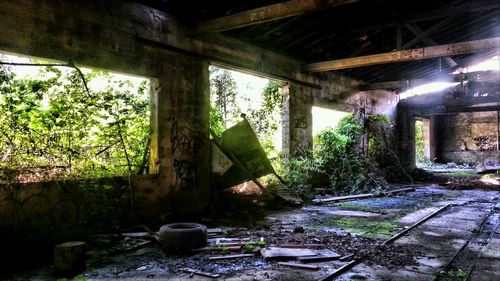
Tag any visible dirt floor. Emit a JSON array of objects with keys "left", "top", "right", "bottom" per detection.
[{"left": 4, "top": 183, "right": 500, "bottom": 281}]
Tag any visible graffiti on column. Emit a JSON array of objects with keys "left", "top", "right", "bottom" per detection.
[
  {"left": 294, "top": 116, "right": 308, "bottom": 129},
  {"left": 173, "top": 159, "right": 196, "bottom": 190},
  {"left": 170, "top": 119, "right": 197, "bottom": 189},
  {"left": 170, "top": 119, "right": 195, "bottom": 155}
]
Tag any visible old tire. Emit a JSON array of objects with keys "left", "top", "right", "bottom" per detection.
[{"left": 158, "top": 223, "right": 207, "bottom": 252}]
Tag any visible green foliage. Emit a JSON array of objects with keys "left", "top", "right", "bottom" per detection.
[
  {"left": 0, "top": 61, "right": 150, "bottom": 183},
  {"left": 209, "top": 67, "right": 239, "bottom": 126},
  {"left": 335, "top": 114, "right": 363, "bottom": 142},
  {"left": 438, "top": 269, "right": 467, "bottom": 281},
  {"left": 322, "top": 217, "right": 398, "bottom": 239},
  {"left": 208, "top": 67, "right": 282, "bottom": 156},
  {"left": 247, "top": 81, "right": 282, "bottom": 155},
  {"left": 281, "top": 114, "right": 386, "bottom": 197},
  {"left": 415, "top": 120, "right": 426, "bottom": 164}
]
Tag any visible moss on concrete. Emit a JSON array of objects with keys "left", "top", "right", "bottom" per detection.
[{"left": 323, "top": 217, "right": 399, "bottom": 239}]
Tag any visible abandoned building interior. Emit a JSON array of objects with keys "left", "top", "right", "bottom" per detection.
[{"left": 0, "top": 0, "right": 499, "bottom": 280}]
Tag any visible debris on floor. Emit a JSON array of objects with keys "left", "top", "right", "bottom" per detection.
[{"left": 4, "top": 184, "right": 500, "bottom": 280}]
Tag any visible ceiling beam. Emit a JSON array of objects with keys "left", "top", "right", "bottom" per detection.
[
  {"left": 303, "top": 37, "right": 500, "bottom": 72},
  {"left": 188, "top": 0, "right": 359, "bottom": 35},
  {"left": 361, "top": 70, "right": 500, "bottom": 90},
  {"left": 404, "top": 23, "right": 457, "bottom": 68}
]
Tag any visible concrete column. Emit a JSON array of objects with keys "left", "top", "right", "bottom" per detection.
[
  {"left": 282, "top": 83, "right": 313, "bottom": 157},
  {"left": 156, "top": 53, "right": 210, "bottom": 215},
  {"left": 395, "top": 106, "right": 416, "bottom": 171},
  {"left": 429, "top": 116, "right": 438, "bottom": 161}
]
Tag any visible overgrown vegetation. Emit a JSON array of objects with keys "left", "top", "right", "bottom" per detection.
[
  {"left": 415, "top": 120, "right": 426, "bottom": 164},
  {"left": 0, "top": 57, "right": 150, "bottom": 183},
  {"left": 280, "top": 113, "right": 408, "bottom": 198}
]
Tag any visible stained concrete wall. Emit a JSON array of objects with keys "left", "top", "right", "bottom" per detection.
[
  {"left": 0, "top": 0, "right": 369, "bottom": 218},
  {"left": 435, "top": 112, "right": 500, "bottom": 164}
]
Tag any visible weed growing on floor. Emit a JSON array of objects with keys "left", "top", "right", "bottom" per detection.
[{"left": 321, "top": 217, "right": 399, "bottom": 239}]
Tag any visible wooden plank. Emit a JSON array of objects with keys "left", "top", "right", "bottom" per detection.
[
  {"left": 277, "top": 262, "right": 320, "bottom": 270},
  {"left": 278, "top": 244, "right": 326, "bottom": 249},
  {"left": 260, "top": 247, "right": 317, "bottom": 260},
  {"left": 208, "top": 254, "right": 254, "bottom": 261},
  {"left": 297, "top": 254, "right": 342, "bottom": 263},
  {"left": 188, "top": 0, "right": 360, "bottom": 35},
  {"left": 303, "top": 37, "right": 500, "bottom": 72},
  {"left": 312, "top": 188, "right": 415, "bottom": 204}
]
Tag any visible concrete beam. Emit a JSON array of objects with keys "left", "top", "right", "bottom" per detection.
[
  {"left": 421, "top": 105, "right": 500, "bottom": 115},
  {"left": 304, "top": 37, "right": 500, "bottom": 72},
  {"left": 188, "top": 0, "right": 359, "bottom": 35},
  {"left": 361, "top": 70, "right": 500, "bottom": 90}
]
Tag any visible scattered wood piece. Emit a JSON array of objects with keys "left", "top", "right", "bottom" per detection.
[
  {"left": 215, "top": 242, "right": 249, "bottom": 247},
  {"left": 192, "top": 246, "right": 242, "bottom": 252},
  {"left": 208, "top": 254, "right": 254, "bottom": 261},
  {"left": 122, "top": 240, "right": 153, "bottom": 252},
  {"left": 260, "top": 247, "right": 316, "bottom": 260},
  {"left": 121, "top": 232, "right": 150, "bottom": 238},
  {"left": 320, "top": 259, "right": 361, "bottom": 281},
  {"left": 277, "top": 262, "right": 320, "bottom": 270},
  {"left": 338, "top": 254, "right": 354, "bottom": 261},
  {"left": 312, "top": 187, "right": 415, "bottom": 204},
  {"left": 207, "top": 228, "right": 223, "bottom": 234},
  {"left": 297, "top": 254, "right": 342, "bottom": 263},
  {"left": 279, "top": 244, "right": 326, "bottom": 249},
  {"left": 180, "top": 267, "right": 220, "bottom": 278}
]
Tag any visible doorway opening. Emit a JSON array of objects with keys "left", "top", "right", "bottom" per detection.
[{"left": 415, "top": 117, "right": 430, "bottom": 166}]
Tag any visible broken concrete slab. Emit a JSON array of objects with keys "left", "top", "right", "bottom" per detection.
[
  {"left": 421, "top": 217, "right": 481, "bottom": 232},
  {"left": 398, "top": 207, "right": 441, "bottom": 225},
  {"left": 480, "top": 237, "right": 500, "bottom": 258}
]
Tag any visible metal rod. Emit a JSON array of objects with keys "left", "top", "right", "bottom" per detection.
[{"left": 383, "top": 203, "right": 452, "bottom": 245}]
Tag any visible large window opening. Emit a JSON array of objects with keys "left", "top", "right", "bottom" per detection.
[
  {"left": 209, "top": 65, "right": 283, "bottom": 157},
  {"left": 312, "top": 106, "right": 349, "bottom": 137},
  {"left": 0, "top": 53, "right": 151, "bottom": 183}
]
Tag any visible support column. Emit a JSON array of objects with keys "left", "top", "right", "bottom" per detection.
[
  {"left": 156, "top": 53, "right": 210, "bottom": 215},
  {"left": 395, "top": 105, "right": 416, "bottom": 171},
  {"left": 282, "top": 82, "right": 313, "bottom": 157}
]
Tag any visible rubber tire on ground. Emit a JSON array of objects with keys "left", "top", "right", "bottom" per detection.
[{"left": 158, "top": 223, "right": 207, "bottom": 252}]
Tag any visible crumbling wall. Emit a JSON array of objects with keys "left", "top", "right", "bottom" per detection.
[
  {"left": 0, "top": 175, "right": 159, "bottom": 249},
  {"left": 436, "top": 112, "right": 500, "bottom": 164}
]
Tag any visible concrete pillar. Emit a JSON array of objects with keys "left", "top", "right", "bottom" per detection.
[
  {"left": 429, "top": 116, "right": 438, "bottom": 161},
  {"left": 155, "top": 53, "right": 210, "bottom": 215},
  {"left": 395, "top": 105, "right": 416, "bottom": 171},
  {"left": 282, "top": 83, "right": 313, "bottom": 157}
]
